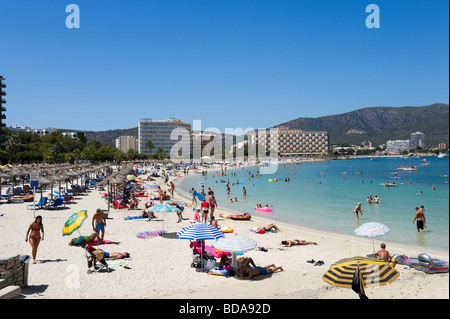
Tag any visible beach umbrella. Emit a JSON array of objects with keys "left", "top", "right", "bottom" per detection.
[
  {"left": 177, "top": 223, "right": 224, "bottom": 269},
  {"left": 146, "top": 203, "right": 181, "bottom": 232},
  {"left": 63, "top": 210, "right": 88, "bottom": 236},
  {"left": 355, "top": 222, "right": 390, "bottom": 254},
  {"left": 212, "top": 233, "right": 257, "bottom": 270},
  {"left": 176, "top": 223, "right": 224, "bottom": 241},
  {"left": 322, "top": 256, "right": 399, "bottom": 299}
]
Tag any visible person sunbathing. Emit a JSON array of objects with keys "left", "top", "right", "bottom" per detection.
[
  {"left": 102, "top": 251, "right": 130, "bottom": 260},
  {"left": 238, "top": 264, "right": 283, "bottom": 279},
  {"left": 253, "top": 223, "right": 280, "bottom": 233},
  {"left": 281, "top": 240, "right": 317, "bottom": 247},
  {"left": 69, "top": 233, "right": 97, "bottom": 246}
]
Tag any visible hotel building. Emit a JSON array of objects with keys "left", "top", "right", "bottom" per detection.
[
  {"left": 138, "top": 118, "right": 192, "bottom": 156},
  {"left": 116, "top": 135, "right": 139, "bottom": 153},
  {"left": 252, "top": 127, "right": 330, "bottom": 156},
  {"left": 410, "top": 131, "right": 425, "bottom": 150}
]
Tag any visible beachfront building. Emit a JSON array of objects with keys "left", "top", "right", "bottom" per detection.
[
  {"left": 252, "top": 127, "right": 330, "bottom": 156},
  {"left": 116, "top": 135, "right": 139, "bottom": 153},
  {"left": 6, "top": 125, "right": 79, "bottom": 140},
  {"left": 138, "top": 118, "right": 192, "bottom": 157},
  {"left": 386, "top": 139, "right": 410, "bottom": 154},
  {"left": 410, "top": 131, "right": 425, "bottom": 150}
]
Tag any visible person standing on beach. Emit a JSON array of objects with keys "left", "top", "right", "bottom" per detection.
[
  {"left": 207, "top": 191, "right": 217, "bottom": 221},
  {"left": 191, "top": 188, "right": 197, "bottom": 204},
  {"left": 354, "top": 203, "right": 363, "bottom": 219},
  {"left": 92, "top": 209, "right": 106, "bottom": 244},
  {"left": 25, "top": 216, "right": 44, "bottom": 264},
  {"left": 413, "top": 207, "right": 426, "bottom": 232},
  {"left": 169, "top": 181, "right": 175, "bottom": 198},
  {"left": 200, "top": 198, "right": 210, "bottom": 224}
]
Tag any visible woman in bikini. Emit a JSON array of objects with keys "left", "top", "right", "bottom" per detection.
[
  {"left": 281, "top": 239, "right": 317, "bottom": 247},
  {"left": 25, "top": 215, "right": 44, "bottom": 264}
]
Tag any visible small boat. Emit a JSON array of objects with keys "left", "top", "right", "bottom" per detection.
[
  {"left": 394, "top": 253, "right": 449, "bottom": 274},
  {"left": 255, "top": 207, "right": 272, "bottom": 213},
  {"left": 438, "top": 153, "right": 449, "bottom": 158},
  {"left": 381, "top": 182, "right": 398, "bottom": 187}
]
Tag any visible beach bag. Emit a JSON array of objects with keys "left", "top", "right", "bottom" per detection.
[{"left": 92, "top": 249, "right": 105, "bottom": 261}]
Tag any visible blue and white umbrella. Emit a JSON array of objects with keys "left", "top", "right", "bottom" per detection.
[
  {"left": 177, "top": 224, "right": 224, "bottom": 269},
  {"left": 176, "top": 223, "right": 224, "bottom": 241},
  {"left": 212, "top": 234, "right": 258, "bottom": 269}
]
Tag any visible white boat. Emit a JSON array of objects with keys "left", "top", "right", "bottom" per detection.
[{"left": 438, "top": 153, "right": 449, "bottom": 158}]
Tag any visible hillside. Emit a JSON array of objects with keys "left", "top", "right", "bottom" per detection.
[{"left": 275, "top": 103, "right": 449, "bottom": 146}]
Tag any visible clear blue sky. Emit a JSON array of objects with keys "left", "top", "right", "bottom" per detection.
[{"left": 0, "top": 0, "right": 448, "bottom": 132}]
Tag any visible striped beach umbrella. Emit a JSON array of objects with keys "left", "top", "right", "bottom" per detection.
[
  {"left": 176, "top": 223, "right": 224, "bottom": 241},
  {"left": 177, "top": 224, "right": 224, "bottom": 269},
  {"left": 63, "top": 210, "right": 88, "bottom": 236},
  {"left": 212, "top": 234, "right": 257, "bottom": 269},
  {"left": 322, "top": 256, "right": 399, "bottom": 298}
]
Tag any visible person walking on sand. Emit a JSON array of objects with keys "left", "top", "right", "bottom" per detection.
[
  {"left": 169, "top": 181, "right": 175, "bottom": 198},
  {"left": 25, "top": 216, "right": 44, "bottom": 264},
  {"left": 92, "top": 208, "right": 106, "bottom": 244},
  {"left": 413, "top": 207, "right": 426, "bottom": 232},
  {"left": 354, "top": 202, "right": 363, "bottom": 219}
]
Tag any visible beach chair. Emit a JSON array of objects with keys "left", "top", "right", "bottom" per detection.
[
  {"left": 63, "top": 195, "right": 76, "bottom": 204},
  {"left": 45, "top": 197, "right": 64, "bottom": 210},
  {"left": 83, "top": 244, "right": 111, "bottom": 273},
  {"left": 113, "top": 199, "right": 127, "bottom": 209},
  {"left": 27, "top": 197, "right": 48, "bottom": 210}
]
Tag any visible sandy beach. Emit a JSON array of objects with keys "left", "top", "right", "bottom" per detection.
[{"left": 0, "top": 168, "right": 448, "bottom": 300}]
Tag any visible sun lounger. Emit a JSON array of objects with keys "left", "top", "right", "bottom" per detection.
[
  {"left": 27, "top": 197, "right": 48, "bottom": 210},
  {"left": 45, "top": 197, "right": 64, "bottom": 209}
]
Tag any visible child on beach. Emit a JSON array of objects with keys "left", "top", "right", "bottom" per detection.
[{"left": 354, "top": 203, "right": 363, "bottom": 219}]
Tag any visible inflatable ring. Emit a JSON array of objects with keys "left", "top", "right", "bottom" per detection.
[
  {"left": 229, "top": 213, "right": 251, "bottom": 220},
  {"left": 220, "top": 227, "right": 234, "bottom": 233},
  {"left": 209, "top": 267, "right": 230, "bottom": 276}
]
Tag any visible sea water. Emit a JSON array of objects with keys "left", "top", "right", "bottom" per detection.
[{"left": 178, "top": 157, "right": 449, "bottom": 253}]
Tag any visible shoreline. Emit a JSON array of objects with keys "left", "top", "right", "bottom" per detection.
[
  {"left": 0, "top": 165, "right": 448, "bottom": 299},
  {"left": 172, "top": 165, "right": 449, "bottom": 257}
]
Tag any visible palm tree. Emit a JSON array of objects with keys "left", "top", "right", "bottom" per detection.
[{"left": 145, "top": 140, "right": 155, "bottom": 155}]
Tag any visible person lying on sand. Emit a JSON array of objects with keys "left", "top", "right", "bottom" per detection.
[
  {"left": 281, "top": 240, "right": 317, "bottom": 247},
  {"left": 101, "top": 250, "right": 130, "bottom": 260},
  {"left": 69, "top": 233, "right": 97, "bottom": 246},
  {"left": 238, "top": 264, "right": 283, "bottom": 279}
]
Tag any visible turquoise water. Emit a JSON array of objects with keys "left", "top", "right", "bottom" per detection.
[{"left": 179, "top": 157, "right": 449, "bottom": 253}]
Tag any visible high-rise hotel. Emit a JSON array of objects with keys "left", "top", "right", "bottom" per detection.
[
  {"left": 252, "top": 127, "right": 330, "bottom": 156},
  {"left": 138, "top": 118, "right": 192, "bottom": 156}
]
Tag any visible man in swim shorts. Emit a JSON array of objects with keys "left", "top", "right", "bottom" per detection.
[
  {"left": 413, "top": 207, "right": 426, "bottom": 232},
  {"left": 92, "top": 208, "right": 106, "bottom": 244},
  {"left": 238, "top": 264, "right": 283, "bottom": 279}
]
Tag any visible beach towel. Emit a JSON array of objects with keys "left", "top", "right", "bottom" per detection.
[
  {"left": 107, "top": 260, "right": 129, "bottom": 268},
  {"left": 89, "top": 239, "right": 115, "bottom": 245},
  {"left": 249, "top": 228, "right": 277, "bottom": 234}
]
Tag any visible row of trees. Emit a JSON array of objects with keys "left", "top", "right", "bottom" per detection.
[{"left": 0, "top": 129, "right": 166, "bottom": 164}]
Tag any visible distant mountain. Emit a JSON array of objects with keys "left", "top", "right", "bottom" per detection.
[{"left": 275, "top": 103, "right": 449, "bottom": 147}]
